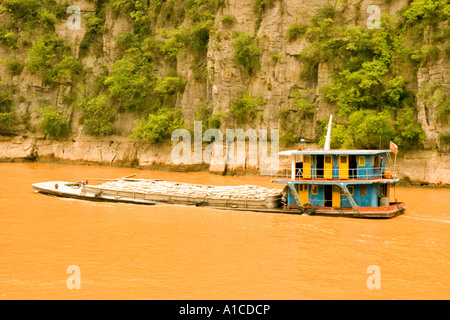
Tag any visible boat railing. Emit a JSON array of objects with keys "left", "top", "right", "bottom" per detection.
[{"left": 271, "top": 166, "right": 398, "bottom": 181}]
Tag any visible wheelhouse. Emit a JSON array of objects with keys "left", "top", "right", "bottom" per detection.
[{"left": 272, "top": 150, "right": 399, "bottom": 211}]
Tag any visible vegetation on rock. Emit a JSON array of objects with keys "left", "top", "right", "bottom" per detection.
[{"left": 38, "top": 106, "right": 69, "bottom": 138}]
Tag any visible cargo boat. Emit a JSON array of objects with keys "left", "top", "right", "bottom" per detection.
[{"left": 32, "top": 116, "right": 405, "bottom": 218}]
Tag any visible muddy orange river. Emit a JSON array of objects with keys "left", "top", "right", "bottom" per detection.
[{"left": 0, "top": 163, "right": 449, "bottom": 299}]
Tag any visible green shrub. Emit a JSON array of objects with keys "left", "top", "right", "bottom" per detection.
[
  {"left": 104, "top": 47, "right": 156, "bottom": 112},
  {"left": 0, "top": 94, "right": 13, "bottom": 112},
  {"left": 54, "top": 55, "right": 83, "bottom": 84},
  {"left": 190, "top": 20, "right": 214, "bottom": 54},
  {"left": 351, "top": 110, "right": 394, "bottom": 150},
  {"left": 116, "top": 31, "right": 141, "bottom": 51},
  {"left": 321, "top": 110, "right": 395, "bottom": 149},
  {"left": 111, "top": 0, "right": 129, "bottom": 13},
  {"left": 0, "top": 28, "right": 18, "bottom": 49},
  {"left": 420, "top": 45, "right": 440, "bottom": 64},
  {"left": 157, "top": 27, "right": 190, "bottom": 60},
  {"left": 393, "top": 107, "right": 426, "bottom": 149},
  {"left": 231, "top": 91, "right": 263, "bottom": 121},
  {"left": 320, "top": 107, "right": 425, "bottom": 149},
  {"left": 111, "top": 0, "right": 155, "bottom": 33},
  {"left": 156, "top": 1, "right": 217, "bottom": 59},
  {"left": 3, "top": 0, "right": 66, "bottom": 31},
  {"left": 185, "top": 0, "right": 219, "bottom": 23},
  {"left": 0, "top": 93, "right": 15, "bottom": 133},
  {"left": 233, "top": 32, "right": 262, "bottom": 76},
  {"left": 154, "top": 77, "right": 187, "bottom": 96},
  {"left": 38, "top": 106, "right": 69, "bottom": 138},
  {"left": 0, "top": 112, "right": 15, "bottom": 133},
  {"left": 6, "top": 58, "right": 24, "bottom": 75},
  {"left": 81, "top": 95, "right": 116, "bottom": 136},
  {"left": 26, "top": 36, "right": 59, "bottom": 73},
  {"left": 158, "top": 22, "right": 214, "bottom": 60},
  {"left": 37, "top": 7, "right": 58, "bottom": 30},
  {"left": 3, "top": 0, "right": 40, "bottom": 20},
  {"left": 324, "top": 59, "right": 391, "bottom": 116},
  {"left": 287, "top": 24, "right": 308, "bottom": 41},
  {"left": 292, "top": 90, "right": 315, "bottom": 115},
  {"left": 86, "top": 15, "right": 106, "bottom": 35},
  {"left": 402, "top": 0, "right": 449, "bottom": 26},
  {"left": 26, "top": 36, "right": 81, "bottom": 85},
  {"left": 311, "top": 4, "right": 337, "bottom": 26},
  {"left": 130, "top": 108, "right": 183, "bottom": 143},
  {"left": 400, "top": 0, "right": 450, "bottom": 40},
  {"left": 221, "top": 14, "right": 236, "bottom": 26},
  {"left": 79, "top": 14, "right": 106, "bottom": 55},
  {"left": 114, "top": 0, "right": 173, "bottom": 33}
]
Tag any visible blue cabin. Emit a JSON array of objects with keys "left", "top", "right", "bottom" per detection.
[{"left": 272, "top": 150, "right": 399, "bottom": 211}]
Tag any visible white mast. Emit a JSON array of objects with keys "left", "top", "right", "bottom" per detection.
[{"left": 324, "top": 115, "right": 333, "bottom": 151}]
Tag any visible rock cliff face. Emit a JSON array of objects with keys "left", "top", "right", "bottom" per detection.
[
  {"left": 0, "top": 0, "right": 449, "bottom": 185},
  {"left": 416, "top": 49, "right": 450, "bottom": 149}
]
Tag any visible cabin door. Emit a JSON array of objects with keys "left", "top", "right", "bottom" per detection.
[
  {"left": 332, "top": 185, "right": 341, "bottom": 207},
  {"left": 297, "top": 184, "right": 309, "bottom": 204},
  {"left": 316, "top": 155, "right": 324, "bottom": 178},
  {"left": 324, "top": 155, "right": 333, "bottom": 179},
  {"left": 324, "top": 185, "right": 332, "bottom": 207},
  {"left": 295, "top": 156, "right": 303, "bottom": 178},
  {"left": 339, "top": 155, "right": 349, "bottom": 179},
  {"left": 349, "top": 155, "right": 357, "bottom": 179},
  {"left": 303, "top": 155, "right": 312, "bottom": 179}
]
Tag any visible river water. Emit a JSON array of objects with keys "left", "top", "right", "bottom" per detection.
[{"left": 0, "top": 163, "right": 449, "bottom": 299}]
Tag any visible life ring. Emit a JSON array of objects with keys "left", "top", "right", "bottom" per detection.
[{"left": 303, "top": 202, "right": 315, "bottom": 215}]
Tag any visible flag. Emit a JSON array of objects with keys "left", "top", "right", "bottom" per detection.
[{"left": 390, "top": 141, "right": 398, "bottom": 154}]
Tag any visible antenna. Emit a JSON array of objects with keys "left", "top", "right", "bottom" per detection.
[{"left": 324, "top": 115, "right": 333, "bottom": 151}]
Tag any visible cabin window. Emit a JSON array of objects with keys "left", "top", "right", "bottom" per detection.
[
  {"left": 359, "top": 156, "right": 365, "bottom": 167},
  {"left": 348, "top": 186, "right": 354, "bottom": 195},
  {"left": 360, "top": 186, "right": 367, "bottom": 196},
  {"left": 312, "top": 185, "right": 318, "bottom": 195},
  {"left": 325, "top": 155, "right": 332, "bottom": 164},
  {"left": 339, "top": 155, "right": 347, "bottom": 164},
  {"left": 304, "top": 155, "right": 311, "bottom": 163}
]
